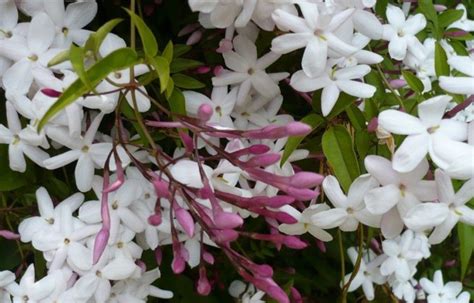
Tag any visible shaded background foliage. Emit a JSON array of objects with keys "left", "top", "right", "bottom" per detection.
[{"left": 0, "top": 0, "right": 473, "bottom": 302}]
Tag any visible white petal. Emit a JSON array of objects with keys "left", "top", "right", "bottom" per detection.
[
  {"left": 388, "top": 35, "right": 408, "bottom": 60},
  {"left": 222, "top": 51, "right": 248, "bottom": 73},
  {"left": 378, "top": 109, "right": 425, "bottom": 135},
  {"left": 321, "top": 83, "right": 340, "bottom": 116},
  {"left": 271, "top": 33, "right": 310, "bottom": 54},
  {"left": 65, "top": 2, "right": 98, "bottom": 29},
  {"left": 75, "top": 154, "right": 94, "bottom": 192},
  {"left": 290, "top": 70, "right": 330, "bottom": 92},
  {"left": 28, "top": 13, "right": 55, "bottom": 54},
  {"left": 251, "top": 70, "right": 280, "bottom": 99},
  {"left": 352, "top": 10, "right": 383, "bottom": 39},
  {"left": 233, "top": 35, "right": 257, "bottom": 64},
  {"left": 429, "top": 213, "right": 459, "bottom": 244},
  {"left": 322, "top": 176, "right": 347, "bottom": 208},
  {"left": 439, "top": 76, "right": 474, "bottom": 95},
  {"left": 417, "top": 95, "right": 451, "bottom": 128},
  {"left": 404, "top": 14, "right": 427, "bottom": 35},
  {"left": 364, "top": 184, "right": 401, "bottom": 215},
  {"left": 101, "top": 256, "right": 137, "bottom": 280},
  {"left": 386, "top": 5, "right": 406, "bottom": 28},
  {"left": 336, "top": 80, "right": 375, "bottom": 98},
  {"left": 3, "top": 59, "right": 33, "bottom": 95},
  {"left": 392, "top": 134, "right": 429, "bottom": 173},
  {"left": 364, "top": 155, "right": 400, "bottom": 185},
  {"left": 404, "top": 203, "right": 449, "bottom": 231},
  {"left": 302, "top": 38, "right": 327, "bottom": 78},
  {"left": 311, "top": 208, "right": 348, "bottom": 229},
  {"left": 381, "top": 208, "right": 404, "bottom": 238}
]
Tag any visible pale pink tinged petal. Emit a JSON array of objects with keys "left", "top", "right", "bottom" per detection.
[
  {"left": 28, "top": 13, "right": 55, "bottom": 54},
  {"left": 8, "top": 144, "right": 26, "bottom": 172},
  {"left": 340, "top": 217, "right": 359, "bottom": 232},
  {"left": 398, "top": 155, "right": 428, "bottom": 183},
  {"left": 21, "top": 145, "right": 48, "bottom": 167},
  {"left": 404, "top": 203, "right": 449, "bottom": 231},
  {"left": 355, "top": 209, "right": 382, "bottom": 228},
  {"left": 322, "top": 175, "right": 347, "bottom": 208},
  {"left": 302, "top": 37, "right": 327, "bottom": 78},
  {"left": 336, "top": 80, "right": 376, "bottom": 98},
  {"left": 118, "top": 208, "right": 145, "bottom": 233},
  {"left": 67, "top": 242, "right": 92, "bottom": 271},
  {"left": 29, "top": 274, "right": 56, "bottom": 301},
  {"left": 3, "top": 59, "right": 33, "bottom": 95},
  {"left": 307, "top": 226, "right": 333, "bottom": 241},
  {"left": 236, "top": 78, "right": 252, "bottom": 106},
  {"left": 184, "top": 238, "right": 200, "bottom": 268},
  {"left": 0, "top": 38, "right": 29, "bottom": 61},
  {"left": 43, "top": 149, "right": 80, "bottom": 170},
  {"left": 437, "top": 119, "right": 468, "bottom": 141},
  {"left": 353, "top": 9, "right": 383, "bottom": 39},
  {"left": 43, "top": 0, "right": 65, "bottom": 26},
  {"left": 381, "top": 207, "right": 404, "bottom": 239},
  {"left": 101, "top": 256, "right": 136, "bottom": 280},
  {"left": 251, "top": 70, "right": 280, "bottom": 99},
  {"left": 325, "top": 32, "right": 358, "bottom": 56},
  {"left": 278, "top": 223, "right": 305, "bottom": 235},
  {"left": 75, "top": 154, "right": 94, "bottom": 192},
  {"left": 126, "top": 89, "right": 151, "bottom": 112},
  {"left": 183, "top": 91, "right": 211, "bottom": 115},
  {"left": 347, "top": 175, "right": 378, "bottom": 206},
  {"left": 439, "top": 76, "right": 474, "bottom": 95},
  {"left": 454, "top": 178, "right": 474, "bottom": 206},
  {"left": 256, "top": 51, "right": 281, "bottom": 70},
  {"left": 434, "top": 169, "right": 455, "bottom": 203},
  {"left": 149, "top": 286, "right": 174, "bottom": 299},
  {"left": 234, "top": 0, "right": 257, "bottom": 27},
  {"left": 378, "top": 110, "right": 425, "bottom": 135},
  {"left": 404, "top": 14, "right": 427, "bottom": 35},
  {"left": 458, "top": 205, "right": 474, "bottom": 225},
  {"left": 272, "top": 9, "right": 309, "bottom": 33},
  {"left": 212, "top": 72, "right": 248, "bottom": 86},
  {"left": 410, "top": 180, "right": 438, "bottom": 202},
  {"left": 364, "top": 184, "right": 400, "bottom": 215},
  {"left": 388, "top": 35, "right": 408, "bottom": 60},
  {"left": 353, "top": 50, "right": 383, "bottom": 64},
  {"left": 428, "top": 213, "right": 459, "bottom": 244},
  {"left": 83, "top": 113, "right": 104, "bottom": 145},
  {"left": 417, "top": 95, "right": 451, "bottom": 128},
  {"left": 222, "top": 51, "right": 248, "bottom": 73},
  {"left": 65, "top": 2, "right": 98, "bottom": 29},
  {"left": 448, "top": 56, "right": 474, "bottom": 77},
  {"left": 386, "top": 5, "right": 405, "bottom": 28},
  {"left": 234, "top": 35, "right": 257, "bottom": 65},
  {"left": 209, "top": 4, "right": 239, "bottom": 28},
  {"left": 145, "top": 227, "right": 159, "bottom": 250},
  {"left": 392, "top": 134, "right": 429, "bottom": 173},
  {"left": 321, "top": 83, "right": 340, "bottom": 116},
  {"left": 334, "top": 65, "right": 371, "bottom": 80},
  {"left": 311, "top": 208, "right": 348, "bottom": 229},
  {"left": 271, "top": 33, "right": 310, "bottom": 54},
  {"left": 290, "top": 70, "right": 330, "bottom": 92},
  {"left": 364, "top": 155, "right": 400, "bottom": 185}
]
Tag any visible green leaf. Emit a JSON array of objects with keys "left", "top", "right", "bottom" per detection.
[
  {"left": 439, "top": 9, "right": 464, "bottom": 28},
  {"left": 84, "top": 18, "right": 123, "bottom": 54},
  {"left": 375, "top": 0, "right": 388, "bottom": 19},
  {"left": 162, "top": 41, "right": 174, "bottom": 63},
  {"left": 434, "top": 41, "right": 450, "bottom": 77},
  {"left": 166, "top": 87, "right": 186, "bottom": 115},
  {"left": 458, "top": 223, "right": 474, "bottom": 279},
  {"left": 355, "top": 130, "right": 370, "bottom": 160},
  {"left": 312, "top": 91, "right": 355, "bottom": 119},
  {"left": 165, "top": 78, "right": 175, "bottom": 99},
  {"left": 170, "top": 58, "right": 203, "bottom": 73},
  {"left": 47, "top": 49, "right": 70, "bottom": 67},
  {"left": 124, "top": 8, "right": 158, "bottom": 57},
  {"left": 173, "top": 44, "right": 191, "bottom": 58},
  {"left": 172, "top": 73, "right": 205, "bottom": 89},
  {"left": 345, "top": 104, "right": 366, "bottom": 131},
  {"left": 38, "top": 48, "right": 139, "bottom": 131},
  {"left": 418, "top": 0, "right": 438, "bottom": 24},
  {"left": 69, "top": 44, "right": 92, "bottom": 90},
  {"left": 322, "top": 126, "right": 360, "bottom": 192},
  {"left": 281, "top": 114, "right": 324, "bottom": 165},
  {"left": 402, "top": 70, "right": 424, "bottom": 94},
  {"left": 449, "top": 40, "right": 470, "bottom": 56},
  {"left": 150, "top": 56, "right": 170, "bottom": 93}
]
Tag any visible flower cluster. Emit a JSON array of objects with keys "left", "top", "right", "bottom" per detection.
[{"left": 0, "top": 0, "right": 472, "bottom": 302}]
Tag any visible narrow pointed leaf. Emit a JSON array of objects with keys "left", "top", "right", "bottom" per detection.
[
  {"left": 85, "top": 18, "right": 123, "bottom": 54},
  {"left": 434, "top": 41, "right": 450, "bottom": 77},
  {"left": 124, "top": 8, "right": 158, "bottom": 57},
  {"left": 402, "top": 70, "right": 424, "bottom": 94}
]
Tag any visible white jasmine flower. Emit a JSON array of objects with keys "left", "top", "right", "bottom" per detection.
[{"left": 420, "top": 270, "right": 471, "bottom": 303}]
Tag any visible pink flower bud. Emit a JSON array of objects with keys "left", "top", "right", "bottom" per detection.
[
  {"left": 0, "top": 230, "right": 20, "bottom": 240},
  {"left": 214, "top": 212, "right": 243, "bottom": 229},
  {"left": 249, "top": 195, "right": 295, "bottom": 208},
  {"left": 285, "top": 187, "right": 318, "bottom": 201},
  {"left": 172, "top": 254, "right": 186, "bottom": 274},
  {"left": 283, "top": 236, "right": 307, "bottom": 249},
  {"left": 93, "top": 228, "right": 110, "bottom": 264},
  {"left": 186, "top": 30, "right": 203, "bottom": 46},
  {"left": 445, "top": 30, "right": 469, "bottom": 37},
  {"left": 175, "top": 207, "right": 195, "bottom": 238},
  {"left": 216, "top": 38, "right": 233, "bottom": 53},
  {"left": 286, "top": 122, "right": 312, "bottom": 136},
  {"left": 246, "top": 153, "right": 281, "bottom": 167},
  {"left": 213, "top": 65, "right": 224, "bottom": 76},
  {"left": 154, "top": 247, "right": 163, "bottom": 265},
  {"left": 178, "top": 23, "right": 200, "bottom": 37},
  {"left": 434, "top": 4, "right": 447, "bottom": 12},
  {"left": 316, "top": 239, "right": 327, "bottom": 253},
  {"left": 212, "top": 229, "right": 239, "bottom": 243},
  {"left": 136, "top": 260, "right": 147, "bottom": 272},
  {"left": 389, "top": 79, "right": 407, "bottom": 89},
  {"left": 291, "top": 287, "right": 303, "bottom": 303},
  {"left": 41, "top": 88, "right": 62, "bottom": 98},
  {"left": 148, "top": 213, "right": 162, "bottom": 226},
  {"left": 179, "top": 131, "right": 194, "bottom": 153},
  {"left": 197, "top": 267, "right": 212, "bottom": 296},
  {"left": 202, "top": 251, "right": 214, "bottom": 265},
  {"left": 444, "top": 259, "right": 456, "bottom": 268},
  {"left": 367, "top": 117, "right": 378, "bottom": 133},
  {"left": 266, "top": 285, "right": 290, "bottom": 303},
  {"left": 198, "top": 103, "right": 213, "bottom": 122},
  {"left": 194, "top": 66, "right": 211, "bottom": 74},
  {"left": 152, "top": 177, "right": 170, "bottom": 198},
  {"left": 248, "top": 144, "right": 271, "bottom": 154},
  {"left": 290, "top": 172, "right": 324, "bottom": 188},
  {"left": 252, "top": 264, "right": 273, "bottom": 278},
  {"left": 274, "top": 212, "right": 298, "bottom": 224}
]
